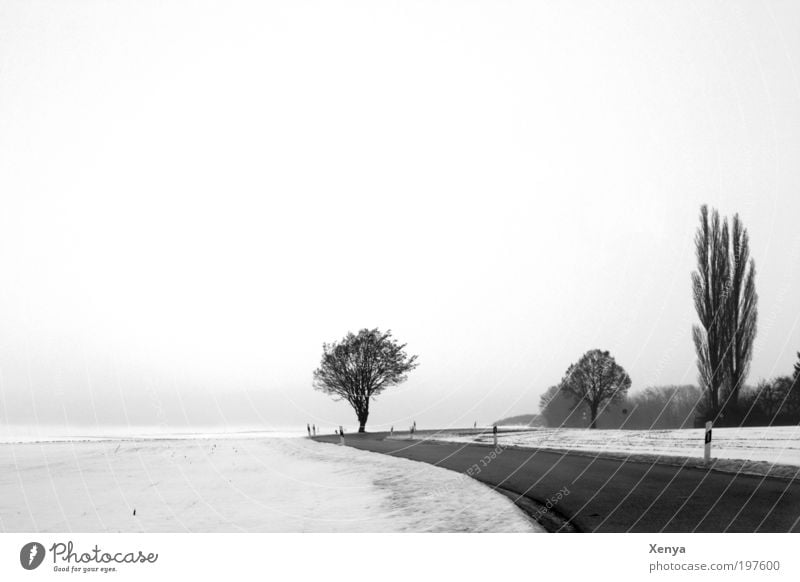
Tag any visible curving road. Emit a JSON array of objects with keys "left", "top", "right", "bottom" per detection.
[{"left": 313, "top": 432, "right": 800, "bottom": 532}]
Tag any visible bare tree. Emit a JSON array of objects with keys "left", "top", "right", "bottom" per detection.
[
  {"left": 723, "top": 214, "right": 758, "bottom": 417},
  {"left": 560, "top": 349, "right": 631, "bottom": 429},
  {"left": 692, "top": 205, "right": 731, "bottom": 420},
  {"left": 313, "top": 328, "right": 418, "bottom": 433},
  {"left": 691, "top": 205, "right": 758, "bottom": 423}
]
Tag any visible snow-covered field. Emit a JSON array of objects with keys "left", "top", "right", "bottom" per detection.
[
  {"left": 0, "top": 436, "right": 540, "bottom": 533},
  {"left": 431, "top": 426, "right": 800, "bottom": 469}
]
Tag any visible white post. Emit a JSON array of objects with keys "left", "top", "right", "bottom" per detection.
[
  {"left": 704, "top": 421, "right": 712, "bottom": 464},
  {"left": 493, "top": 425, "right": 498, "bottom": 447},
  {"left": 339, "top": 432, "right": 345, "bottom": 446}
]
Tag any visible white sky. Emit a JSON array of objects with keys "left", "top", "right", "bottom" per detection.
[{"left": 1, "top": 0, "right": 799, "bottom": 432}]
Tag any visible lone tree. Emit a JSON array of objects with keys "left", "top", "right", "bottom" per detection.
[
  {"left": 313, "top": 328, "right": 418, "bottom": 433},
  {"left": 691, "top": 205, "right": 757, "bottom": 422},
  {"left": 559, "top": 349, "right": 631, "bottom": 429}
]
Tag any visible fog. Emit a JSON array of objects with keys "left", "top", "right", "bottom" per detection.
[{"left": 1, "top": 0, "right": 799, "bottom": 433}]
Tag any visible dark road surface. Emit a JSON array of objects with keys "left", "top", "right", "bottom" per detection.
[{"left": 313, "top": 432, "right": 800, "bottom": 532}]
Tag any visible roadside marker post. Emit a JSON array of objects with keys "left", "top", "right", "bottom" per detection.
[
  {"left": 704, "top": 421, "right": 712, "bottom": 464},
  {"left": 493, "top": 425, "right": 498, "bottom": 447}
]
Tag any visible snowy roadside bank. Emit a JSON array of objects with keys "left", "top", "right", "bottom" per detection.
[
  {"left": 0, "top": 437, "right": 541, "bottom": 533},
  {"left": 408, "top": 426, "right": 800, "bottom": 480}
]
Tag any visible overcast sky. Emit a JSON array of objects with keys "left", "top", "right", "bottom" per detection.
[{"left": 1, "top": 0, "right": 799, "bottom": 434}]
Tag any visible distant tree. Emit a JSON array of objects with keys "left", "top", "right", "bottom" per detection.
[
  {"left": 538, "top": 385, "right": 585, "bottom": 428},
  {"left": 722, "top": 214, "right": 758, "bottom": 419},
  {"left": 752, "top": 379, "right": 785, "bottom": 420},
  {"left": 540, "top": 383, "right": 704, "bottom": 430},
  {"left": 559, "top": 349, "right": 631, "bottom": 429},
  {"left": 313, "top": 328, "right": 418, "bottom": 433},
  {"left": 691, "top": 205, "right": 758, "bottom": 424},
  {"left": 538, "top": 385, "right": 560, "bottom": 422},
  {"left": 781, "top": 376, "right": 800, "bottom": 420},
  {"left": 742, "top": 376, "right": 800, "bottom": 425},
  {"left": 624, "top": 385, "right": 702, "bottom": 429}
]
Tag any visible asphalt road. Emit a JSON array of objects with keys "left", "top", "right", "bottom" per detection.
[{"left": 313, "top": 432, "right": 800, "bottom": 532}]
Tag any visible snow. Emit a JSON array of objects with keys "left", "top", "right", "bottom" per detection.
[
  {"left": 0, "top": 424, "right": 306, "bottom": 443},
  {"left": 0, "top": 436, "right": 541, "bottom": 532},
  {"left": 428, "top": 426, "right": 800, "bottom": 476}
]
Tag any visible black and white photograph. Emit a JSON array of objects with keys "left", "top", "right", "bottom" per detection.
[{"left": 1, "top": 0, "right": 799, "bottom": 578}]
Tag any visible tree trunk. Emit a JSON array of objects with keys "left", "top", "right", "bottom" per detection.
[
  {"left": 589, "top": 404, "right": 598, "bottom": 429},
  {"left": 357, "top": 410, "right": 368, "bottom": 433}
]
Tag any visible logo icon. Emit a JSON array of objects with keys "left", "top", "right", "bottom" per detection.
[{"left": 20, "top": 542, "right": 45, "bottom": 570}]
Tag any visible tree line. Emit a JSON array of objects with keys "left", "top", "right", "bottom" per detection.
[
  {"left": 541, "top": 365, "right": 800, "bottom": 430},
  {"left": 540, "top": 384, "right": 702, "bottom": 429},
  {"left": 310, "top": 205, "right": 798, "bottom": 432},
  {"left": 539, "top": 205, "right": 798, "bottom": 429}
]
